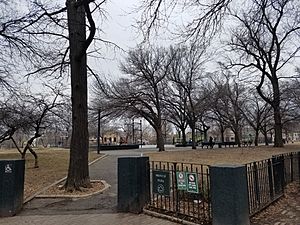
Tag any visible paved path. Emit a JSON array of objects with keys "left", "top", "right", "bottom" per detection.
[
  {"left": 0, "top": 213, "right": 178, "bottom": 225},
  {"left": 0, "top": 148, "right": 178, "bottom": 225}
]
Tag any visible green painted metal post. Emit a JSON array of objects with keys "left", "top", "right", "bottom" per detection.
[{"left": 210, "top": 164, "right": 250, "bottom": 225}]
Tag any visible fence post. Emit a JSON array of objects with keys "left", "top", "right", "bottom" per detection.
[
  {"left": 253, "top": 162, "right": 260, "bottom": 208},
  {"left": 117, "top": 157, "right": 150, "bottom": 213},
  {"left": 290, "top": 153, "right": 294, "bottom": 182},
  {"left": 210, "top": 165, "right": 250, "bottom": 225},
  {"left": 267, "top": 159, "right": 274, "bottom": 200},
  {"left": 298, "top": 152, "right": 300, "bottom": 181},
  {"left": 280, "top": 155, "right": 286, "bottom": 187},
  {"left": 173, "top": 162, "right": 179, "bottom": 214}
]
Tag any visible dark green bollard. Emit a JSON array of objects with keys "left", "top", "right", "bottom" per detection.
[
  {"left": 117, "top": 157, "right": 150, "bottom": 213},
  {"left": 0, "top": 159, "right": 25, "bottom": 217}
]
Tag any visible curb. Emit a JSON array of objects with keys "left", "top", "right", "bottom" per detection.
[
  {"left": 35, "top": 180, "right": 111, "bottom": 199},
  {"left": 24, "top": 154, "right": 108, "bottom": 204},
  {"left": 143, "top": 209, "right": 199, "bottom": 225}
]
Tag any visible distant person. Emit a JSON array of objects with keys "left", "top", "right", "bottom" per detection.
[{"left": 209, "top": 136, "right": 213, "bottom": 148}]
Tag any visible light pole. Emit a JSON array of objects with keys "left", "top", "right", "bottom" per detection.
[
  {"left": 132, "top": 118, "right": 135, "bottom": 144},
  {"left": 97, "top": 108, "right": 101, "bottom": 154},
  {"left": 139, "top": 120, "right": 142, "bottom": 148}
]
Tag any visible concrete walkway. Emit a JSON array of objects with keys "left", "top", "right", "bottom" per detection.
[{"left": 0, "top": 149, "right": 178, "bottom": 225}]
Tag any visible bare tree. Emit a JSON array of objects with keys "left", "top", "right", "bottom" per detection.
[
  {"left": 209, "top": 75, "right": 247, "bottom": 146},
  {"left": 0, "top": 1, "right": 69, "bottom": 79},
  {"left": 0, "top": 89, "right": 62, "bottom": 167},
  {"left": 0, "top": 96, "right": 30, "bottom": 152},
  {"left": 0, "top": 0, "right": 112, "bottom": 190},
  {"left": 280, "top": 80, "right": 300, "bottom": 140},
  {"left": 240, "top": 91, "right": 273, "bottom": 146},
  {"left": 227, "top": 0, "right": 300, "bottom": 147},
  {"left": 21, "top": 92, "right": 62, "bottom": 168},
  {"left": 167, "top": 45, "right": 209, "bottom": 149},
  {"left": 64, "top": 0, "right": 103, "bottom": 190},
  {"left": 164, "top": 47, "right": 189, "bottom": 145},
  {"left": 94, "top": 46, "right": 173, "bottom": 151},
  {"left": 138, "top": 0, "right": 232, "bottom": 43},
  {"left": 164, "top": 83, "right": 189, "bottom": 145}
]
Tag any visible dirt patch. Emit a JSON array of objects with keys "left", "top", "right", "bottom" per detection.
[
  {"left": 38, "top": 180, "right": 106, "bottom": 198},
  {"left": 0, "top": 148, "right": 104, "bottom": 199}
]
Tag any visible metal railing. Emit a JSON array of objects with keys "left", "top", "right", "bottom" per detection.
[
  {"left": 246, "top": 152, "right": 300, "bottom": 216},
  {"left": 146, "top": 161, "right": 211, "bottom": 225}
]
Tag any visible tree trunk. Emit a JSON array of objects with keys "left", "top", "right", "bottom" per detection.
[
  {"left": 254, "top": 129, "right": 259, "bottom": 146},
  {"left": 28, "top": 145, "right": 39, "bottom": 168},
  {"left": 11, "top": 137, "right": 22, "bottom": 155},
  {"left": 264, "top": 132, "right": 269, "bottom": 145},
  {"left": 273, "top": 82, "right": 283, "bottom": 147},
  {"left": 203, "top": 125, "right": 210, "bottom": 141},
  {"left": 203, "top": 129, "right": 207, "bottom": 141},
  {"left": 233, "top": 129, "right": 241, "bottom": 147},
  {"left": 65, "top": 0, "right": 91, "bottom": 191},
  {"left": 181, "top": 127, "right": 187, "bottom": 145},
  {"left": 219, "top": 124, "right": 225, "bottom": 142},
  {"left": 156, "top": 127, "right": 165, "bottom": 151},
  {"left": 191, "top": 125, "right": 196, "bottom": 149},
  {"left": 22, "top": 134, "right": 41, "bottom": 168},
  {"left": 273, "top": 106, "right": 283, "bottom": 147}
]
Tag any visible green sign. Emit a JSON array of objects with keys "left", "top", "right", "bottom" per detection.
[
  {"left": 153, "top": 170, "right": 170, "bottom": 196},
  {"left": 176, "top": 171, "right": 187, "bottom": 190},
  {"left": 186, "top": 172, "right": 199, "bottom": 193}
]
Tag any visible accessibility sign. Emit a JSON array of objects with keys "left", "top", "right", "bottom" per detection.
[
  {"left": 153, "top": 170, "right": 170, "bottom": 196},
  {"left": 186, "top": 172, "right": 199, "bottom": 193},
  {"left": 176, "top": 171, "right": 187, "bottom": 190},
  {"left": 4, "top": 164, "right": 12, "bottom": 173}
]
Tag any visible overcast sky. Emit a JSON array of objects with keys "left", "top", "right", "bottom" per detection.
[{"left": 91, "top": 0, "right": 142, "bottom": 79}]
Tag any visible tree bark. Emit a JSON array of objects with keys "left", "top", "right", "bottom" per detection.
[
  {"left": 272, "top": 82, "right": 284, "bottom": 147},
  {"left": 156, "top": 127, "right": 165, "bottom": 151},
  {"left": 22, "top": 134, "right": 41, "bottom": 168},
  {"left": 181, "top": 128, "right": 187, "bottom": 145},
  {"left": 65, "top": 0, "right": 91, "bottom": 191},
  {"left": 191, "top": 125, "right": 196, "bottom": 149},
  {"left": 233, "top": 129, "right": 241, "bottom": 147},
  {"left": 220, "top": 126, "right": 225, "bottom": 143},
  {"left": 273, "top": 106, "right": 283, "bottom": 147},
  {"left": 254, "top": 130, "right": 259, "bottom": 146}
]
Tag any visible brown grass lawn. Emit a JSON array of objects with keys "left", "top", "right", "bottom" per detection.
[
  {"left": 0, "top": 148, "right": 102, "bottom": 200},
  {"left": 146, "top": 143, "right": 300, "bottom": 165},
  {"left": 0, "top": 143, "right": 299, "bottom": 201}
]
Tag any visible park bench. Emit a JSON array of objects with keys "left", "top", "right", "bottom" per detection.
[
  {"left": 201, "top": 141, "right": 214, "bottom": 148},
  {"left": 216, "top": 141, "right": 237, "bottom": 148},
  {"left": 242, "top": 140, "right": 253, "bottom": 147}
]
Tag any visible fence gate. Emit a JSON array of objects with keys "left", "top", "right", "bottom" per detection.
[{"left": 145, "top": 161, "right": 211, "bottom": 225}]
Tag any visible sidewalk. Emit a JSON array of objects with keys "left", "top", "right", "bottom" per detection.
[{"left": 0, "top": 154, "right": 178, "bottom": 225}]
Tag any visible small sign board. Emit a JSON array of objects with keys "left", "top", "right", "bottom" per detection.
[
  {"left": 176, "top": 171, "right": 187, "bottom": 190},
  {"left": 152, "top": 170, "right": 170, "bottom": 196},
  {"left": 186, "top": 172, "right": 199, "bottom": 193},
  {"left": 4, "top": 164, "right": 12, "bottom": 173}
]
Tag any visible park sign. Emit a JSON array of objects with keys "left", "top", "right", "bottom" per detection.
[
  {"left": 176, "top": 171, "right": 199, "bottom": 194},
  {"left": 152, "top": 170, "right": 170, "bottom": 196},
  {"left": 176, "top": 171, "right": 187, "bottom": 190},
  {"left": 186, "top": 172, "right": 199, "bottom": 193}
]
